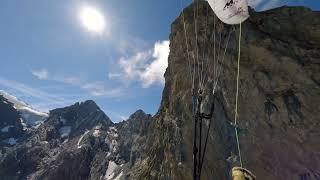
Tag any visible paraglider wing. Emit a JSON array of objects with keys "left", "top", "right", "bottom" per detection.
[{"left": 207, "top": 0, "right": 249, "bottom": 24}]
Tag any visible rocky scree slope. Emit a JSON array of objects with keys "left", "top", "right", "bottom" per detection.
[{"left": 131, "top": 2, "right": 320, "bottom": 180}]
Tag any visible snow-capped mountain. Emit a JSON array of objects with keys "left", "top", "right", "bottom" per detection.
[
  {"left": 0, "top": 94, "right": 152, "bottom": 180},
  {"left": 0, "top": 90, "right": 49, "bottom": 147},
  {"left": 0, "top": 90, "right": 48, "bottom": 128}
]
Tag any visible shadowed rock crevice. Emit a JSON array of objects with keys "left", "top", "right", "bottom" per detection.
[{"left": 282, "top": 90, "right": 303, "bottom": 123}]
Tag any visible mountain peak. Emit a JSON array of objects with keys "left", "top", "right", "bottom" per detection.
[
  {"left": 51, "top": 100, "right": 102, "bottom": 115},
  {"left": 47, "top": 100, "right": 113, "bottom": 138},
  {"left": 80, "top": 99, "right": 96, "bottom": 106},
  {"left": 129, "top": 109, "right": 147, "bottom": 119}
]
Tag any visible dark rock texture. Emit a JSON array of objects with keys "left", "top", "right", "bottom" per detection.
[
  {"left": 132, "top": 2, "right": 320, "bottom": 180},
  {"left": 0, "top": 95, "right": 24, "bottom": 148}
]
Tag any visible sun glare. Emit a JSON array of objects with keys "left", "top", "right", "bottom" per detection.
[{"left": 79, "top": 6, "right": 106, "bottom": 34}]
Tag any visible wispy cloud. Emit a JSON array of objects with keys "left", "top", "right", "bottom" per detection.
[
  {"left": 31, "top": 69, "right": 49, "bottom": 80},
  {"left": 104, "top": 109, "right": 129, "bottom": 122},
  {"left": 55, "top": 76, "right": 84, "bottom": 86},
  {"left": 30, "top": 69, "right": 124, "bottom": 98},
  {"left": 0, "top": 77, "right": 75, "bottom": 111},
  {"left": 81, "top": 81, "right": 124, "bottom": 97},
  {"left": 31, "top": 69, "right": 84, "bottom": 86},
  {"left": 108, "top": 73, "right": 122, "bottom": 79},
  {"left": 260, "top": 0, "right": 282, "bottom": 10},
  {"left": 115, "top": 40, "right": 170, "bottom": 88},
  {"left": 248, "top": 0, "right": 282, "bottom": 11}
]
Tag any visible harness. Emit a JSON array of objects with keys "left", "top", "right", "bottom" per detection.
[{"left": 193, "top": 89, "right": 215, "bottom": 180}]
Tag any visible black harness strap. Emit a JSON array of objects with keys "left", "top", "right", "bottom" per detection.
[{"left": 193, "top": 90, "right": 215, "bottom": 180}]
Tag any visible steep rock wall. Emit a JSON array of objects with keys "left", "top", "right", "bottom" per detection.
[{"left": 135, "top": 2, "right": 320, "bottom": 180}]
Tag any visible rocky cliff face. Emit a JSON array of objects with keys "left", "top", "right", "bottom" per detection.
[{"left": 132, "top": 2, "right": 320, "bottom": 180}]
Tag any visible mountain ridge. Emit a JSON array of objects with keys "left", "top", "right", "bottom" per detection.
[{"left": 0, "top": 91, "right": 153, "bottom": 180}]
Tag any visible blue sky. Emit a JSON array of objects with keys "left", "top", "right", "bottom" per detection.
[{"left": 0, "top": 0, "right": 318, "bottom": 122}]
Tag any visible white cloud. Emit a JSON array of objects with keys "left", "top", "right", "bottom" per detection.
[
  {"left": 31, "top": 69, "right": 49, "bottom": 80},
  {"left": 119, "top": 51, "right": 152, "bottom": 79},
  {"left": 81, "top": 82, "right": 124, "bottom": 97},
  {"left": 117, "top": 40, "right": 170, "bottom": 87},
  {"left": 108, "top": 73, "right": 122, "bottom": 79},
  {"left": 55, "top": 76, "right": 83, "bottom": 86},
  {"left": 31, "top": 69, "right": 82, "bottom": 86},
  {"left": 141, "top": 40, "right": 169, "bottom": 87}
]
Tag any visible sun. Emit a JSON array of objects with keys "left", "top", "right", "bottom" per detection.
[{"left": 79, "top": 6, "right": 106, "bottom": 34}]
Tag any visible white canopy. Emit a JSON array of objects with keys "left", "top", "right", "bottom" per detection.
[{"left": 207, "top": 0, "right": 249, "bottom": 24}]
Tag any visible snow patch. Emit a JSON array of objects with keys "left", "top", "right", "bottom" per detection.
[
  {"left": 0, "top": 90, "right": 48, "bottom": 127},
  {"left": 62, "top": 139, "right": 69, "bottom": 144},
  {"left": 1, "top": 125, "right": 14, "bottom": 132},
  {"left": 34, "top": 122, "right": 42, "bottom": 129},
  {"left": 93, "top": 129, "right": 101, "bottom": 137},
  {"left": 114, "top": 171, "right": 123, "bottom": 180},
  {"left": 77, "top": 130, "right": 90, "bottom": 148},
  {"left": 111, "top": 140, "right": 118, "bottom": 153},
  {"left": 19, "top": 106, "right": 48, "bottom": 117},
  {"left": 109, "top": 126, "right": 117, "bottom": 132},
  {"left": 59, "top": 126, "right": 71, "bottom": 138},
  {"left": 104, "top": 161, "right": 118, "bottom": 180},
  {"left": 93, "top": 125, "right": 102, "bottom": 137},
  {"left": 20, "top": 118, "right": 28, "bottom": 131},
  {"left": 0, "top": 90, "right": 28, "bottom": 108},
  {"left": 113, "top": 132, "right": 118, "bottom": 138},
  {"left": 104, "top": 127, "right": 119, "bottom": 154},
  {"left": 19, "top": 107, "right": 48, "bottom": 126},
  {"left": 106, "top": 152, "right": 111, "bottom": 158}
]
